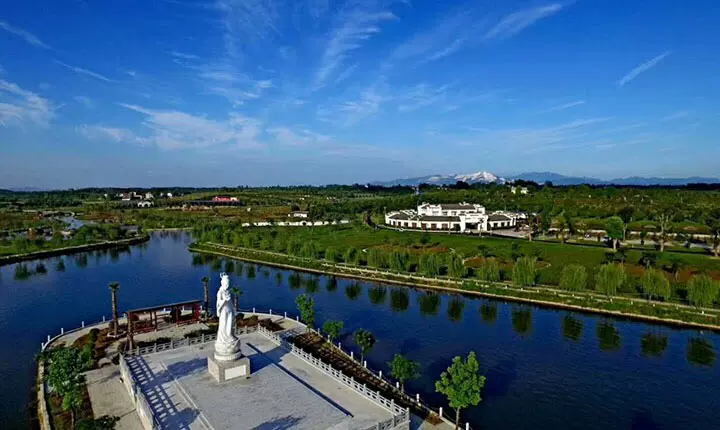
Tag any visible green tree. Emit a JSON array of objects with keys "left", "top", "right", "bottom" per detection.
[
  {"left": 44, "top": 347, "right": 90, "bottom": 428},
  {"left": 76, "top": 415, "right": 120, "bottom": 430},
  {"left": 605, "top": 216, "right": 624, "bottom": 252},
  {"left": 322, "top": 320, "right": 344, "bottom": 342},
  {"left": 617, "top": 206, "right": 635, "bottom": 241},
  {"left": 706, "top": 208, "right": 720, "bottom": 258},
  {"left": 300, "top": 242, "right": 320, "bottom": 259},
  {"left": 367, "top": 248, "right": 388, "bottom": 268},
  {"left": 344, "top": 247, "right": 360, "bottom": 265},
  {"left": 687, "top": 274, "right": 719, "bottom": 307},
  {"left": 640, "top": 268, "right": 671, "bottom": 301},
  {"left": 512, "top": 257, "right": 537, "bottom": 286},
  {"left": 388, "top": 250, "right": 409, "bottom": 272},
  {"left": 477, "top": 258, "right": 501, "bottom": 283},
  {"left": 295, "top": 294, "right": 316, "bottom": 328},
  {"left": 559, "top": 264, "right": 587, "bottom": 291},
  {"left": 388, "top": 354, "right": 420, "bottom": 391},
  {"left": 595, "top": 264, "right": 626, "bottom": 296},
  {"left": 419, "top": 253, "right": 440, "bottom": 277},
  {"left": 325, "top": 247, "right": 342, "bottom": 263},
  {"left": 447, "top": 253, "right": 467, "bottom": 278},
  {"left": 108, "top": 282, "right": 120, "bottom": 336},
  {"left": 353, "top": 329, "right": 376, "bottom": 362},
  {"left": 435, "top": 351, "right": 486, "bottom": 430}
]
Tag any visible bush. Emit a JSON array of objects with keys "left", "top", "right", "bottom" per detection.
[
  {"left": 299, "top": 242, "right": 319, "bottom": 259},
  {"left": 325, "top": 247, "right": 342, "bottom": 263},
  {"left": 367, "top": 248, "right": 388, "bottom": 269},
  {"left": 447, "top": 253, "right": 467, "bottom": 278},
  {"left": 559, "top": 264, "right": 587, "bottom": 291},
  {"left": 344, "top": 247, "right": 360, "bottom": 265},
  {"left": 477, "top": 258, "right": 501, "bottom": 282},
  {"left": 595, "top": 264, "right": 626, "bottom": 296},
  {"left": 419, "top": 253, "right": 440, "bottom": 277},
  {"left": 687, "top": 274, "right": 719, "bottom": 307},
  {"left": 512, "top": 257, "right": 537, "bottom": 286},
  {"left": 640, "top": 268, "right": 671, "bottom": 301},
  {"left": 388, "top": 250, "right": 409, "bottom": 272}
]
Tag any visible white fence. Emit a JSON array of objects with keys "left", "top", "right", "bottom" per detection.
[{"left": 119, "top": 354, "right": 162, "bottom": 430}]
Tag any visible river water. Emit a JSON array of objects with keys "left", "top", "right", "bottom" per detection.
[{"left": 1, "top": 232, "right": 718, "bottom": 429}]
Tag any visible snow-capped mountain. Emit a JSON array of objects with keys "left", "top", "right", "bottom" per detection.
[{"left": 372, "top": 171, "right": 505, "bottom": 186}]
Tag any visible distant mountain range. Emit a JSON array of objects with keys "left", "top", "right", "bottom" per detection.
[{"left": 372, "top": 171, "right": 720, "bottom": 187}]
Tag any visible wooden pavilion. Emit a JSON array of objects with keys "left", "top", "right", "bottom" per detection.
[{"left": 126, "top": 300, "right": 202, "bottom": 348}]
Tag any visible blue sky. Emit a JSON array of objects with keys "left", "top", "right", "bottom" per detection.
[{"left": 1, "top": 0, "right": 719, "bottom": 188}]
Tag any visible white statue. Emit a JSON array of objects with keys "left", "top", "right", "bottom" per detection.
[{"left": 214, "top": 273, "right": 241, "bottom": 361}]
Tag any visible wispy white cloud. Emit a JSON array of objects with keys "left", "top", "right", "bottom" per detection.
[
  {"left": 538, "top": 100, "right": 585, "bottom": 114},
  {"left": 397, "top": 84, "right": 450, "bottom": 112},
  {"left": 215, "top": 0, "right": 279, "bottom": 57},
  {"left": 170, "top": 51, "right": 200, "bottom": 60},
  {"left": 485, "top": 4, "right": 565, "bottom": 40},
  {"left": 661, "top": 110, "right": 690, "bottom": 121},
  {"left": 616, "top": 51, "right": 671, "bottom": 87},
  {"left": 0, "top": 20, "right": 50, "bottom": 49},
  {"left": 115, "top": 103, "right": 264, "bottom": 150},
  {"left": 314, "top": 7, "right": 396, "bottom": 88},
  {"left": 73, "top": 96, "right": 94, "bottom": 108},
  {"left": 54, "top": 60, "right": 113, "bottom": 82},
  {"left": 390, "top": 8, "right": 476, "bottom": 64},
  {"left": 266, "top": 126, "right": 331, "bottom": 146},
  {"left": 0, "top": 79, "right": 54, "bottom": 127},
  {"left": 78, "top": 125, "right": 149, "bottom": 145}
]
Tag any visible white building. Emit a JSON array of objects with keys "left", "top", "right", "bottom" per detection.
[
  {"left": 511, "top": 186, "right": 529, "bottom": 195},
  {"left": 145, "top": 192, "right": 154, "bottom": 200},
  {"left": 288, "top": 211, "right": 309, "bottom": 218},
  {"left": 137, "top": 200, "right": 153, "bottom": 208},
  {"left": 385, "top": 202, "right": 522, "bottom": 232}
]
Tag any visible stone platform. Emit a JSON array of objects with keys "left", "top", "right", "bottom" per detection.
[
  {"left": 207, "top": 355, "right": 250, "bottom": 383},
  {"left": 123, "top": 331, "right": 396, "bottom": 430}
]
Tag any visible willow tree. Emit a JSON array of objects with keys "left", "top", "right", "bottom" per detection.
[{"left": 687, "top": 275, "right": 719, "bottom": 307}]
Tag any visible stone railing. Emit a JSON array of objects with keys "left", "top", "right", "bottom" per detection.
[
  {"left": 125, "top": 326, "right": 260, "bottom": 356},
  {"left": 257, "top": 325, "right": 409, "bottom": 429},
  {"left": 119, "top": 354, "right": 162, "bottom": 430}
]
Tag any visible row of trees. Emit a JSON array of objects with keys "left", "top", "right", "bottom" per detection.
[{"left": 294, "top": 294, "right": 485, "bottom": 429}]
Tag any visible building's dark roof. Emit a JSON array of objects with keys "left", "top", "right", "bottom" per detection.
[
  {"left": 420, "top": 215, "right": 460, "bottom": 222},
  {"left": 389, "top": 213, "right": 410, "bottom": 220},
  {"left": 439, "top": 204, "right": 476, "bottom": 210},
  {"left": 488, "top": 214, "right": 512, "bottom": 222}
]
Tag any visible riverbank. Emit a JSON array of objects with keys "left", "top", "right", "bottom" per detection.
[
  {"left": 190, "top": 242, "right": 720, "bottom": 332},
  {"left": 0, "top": 235, "right": 150, "bottom": 266}
]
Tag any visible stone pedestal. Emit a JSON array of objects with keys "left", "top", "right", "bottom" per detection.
[{"left": 208, "top": 355, "right": 251, "bottom": 383}]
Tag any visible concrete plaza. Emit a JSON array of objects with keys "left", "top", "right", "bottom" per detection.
[{"left": 122, "top": 331, "right": 395, "bottom": 430}]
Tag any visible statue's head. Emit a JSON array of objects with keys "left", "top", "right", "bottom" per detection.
[{"left": 220, "top": 272, "right": 230, "bottom": 290}]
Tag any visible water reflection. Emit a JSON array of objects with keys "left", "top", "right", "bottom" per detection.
[
  {"left": 210, "top": 257, "right": 222, "bottom": 272},
  {"left": 562, "top": 315, "right": 583, "bottom": 342},
  {"left": 325, "top": 276, "right": 337, "bottom": 292},
  {"left": 687, "top": 337, "right": 716, "bottom": 367},
  {"left": 305, "top": 276, "right": 320, "bottom": 293},
  {"left": 288, "top": 273, "right": 302, "bottom": 290},
  {"left": 75, "top": 253, "right": 88, "bottom": 268},
  {"left": 390, "top": 288, "right": 409, "bottom": 312},
  {"left": 447, "top": 296, "right": 465, "bottom": 323},
  {"left": 479, "top": 302, "right": 498, "bottom": 324},
  {"left": 368, "top": 285, "right": 388, "bottom": 305},
  {"left": 345, "top": 282, "right": 362, "bottom": 300},
  {"left": 246, "top": 264, "right": 256, "bottom": 279},
  {"left": 276, "top": 272, "right": 284, "bottom": 287},
  {"left": 55, "top": 258, "right": 65, "bottom": 272},
  {"left": 512, "top": 307, "right": 532, "bottom": 337},
  {"left": 597, "top": 321, "right": 621, "bottom": 352},
  {"left": 224, "top": 259, "right": 235, "bottom": 274},
  {"left": 640, "top": 333, "right": 668, "bottom": 358},
  {"left": 418, "top": 293, "right": 441, "bottom": 317}
]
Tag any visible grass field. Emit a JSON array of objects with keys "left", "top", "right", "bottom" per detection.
[{"left": 218, "top": 224, "right": 720, "bottom": 291}]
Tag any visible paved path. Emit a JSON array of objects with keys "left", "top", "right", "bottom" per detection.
[{"left": 85, "top": 366, "right": 143, "bottom": 430}]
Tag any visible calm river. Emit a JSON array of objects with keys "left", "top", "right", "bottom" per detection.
[{"left": 1, "top": 232, "right": 719, "bottom": 429}]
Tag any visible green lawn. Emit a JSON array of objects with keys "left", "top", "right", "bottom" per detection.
[{"left": 197, "top": 224, "right": 720, "bottom": 290}]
